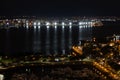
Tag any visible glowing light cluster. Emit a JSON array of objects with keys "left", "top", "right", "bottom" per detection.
[
  {"left": 46, "top": 22, "right": 50, "bottom": 26},
  {"left": 79, "top": 22, "right": 92, "bottom": 25}
]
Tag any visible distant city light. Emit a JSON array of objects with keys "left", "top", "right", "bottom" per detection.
[
  {"left": 34, "top": 22, "right": 37, "bottom": 26},
  {"left": 79, "top": 22, "right": 81, "bottom": 25},
  {"left": 69, "top": 25, "right": 72, "bottom": 29},
  {"left": 47, "top": 26, "right": 49, "bottom": 29},
  {"left": 55, "top": 26, "right": 57, "bottom": 29},
  {"left": 38, "top": 26, "right": 40, "bottom": 29},
  {"left": 79, "top": 25, "right": 82, "bottom": 28},
  {"left": 26, "top": 23, "right": 28, "bottom": 26},
  {"left": 6, "top": 22, "right": 9, "bottom": 25},
  {"left": 62, "top": 22, "right": 65, "bottom": 26},
  {"left": 26, "top": 26, "right": 29, "bottom": 29},
  {"left": 34, "top": 25, "right": 36, "bottom": 29},
  {"left": 54, "top": 22, "right": 57, "bottom": 26},
  {"left": 46, "top": 22, "right": 50, "bottom": 26},
  {"left": 69, "top": 22, "right": 72, "bottom": 26},
  {"left": 38, "top": 22, "right": 40, "bottom": 25},
  {"left": 18, "top": 20, "right": 21, "bottom": 23}
]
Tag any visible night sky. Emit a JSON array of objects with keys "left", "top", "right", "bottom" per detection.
[{"left": 0, "top": 0, "right": 120, "bottom": 17}]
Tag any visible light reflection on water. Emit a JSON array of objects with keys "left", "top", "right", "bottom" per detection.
[{"left": 0, "top": 25, "right": 92, "bottom": 55}]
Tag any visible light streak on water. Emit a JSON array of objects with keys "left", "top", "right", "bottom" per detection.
[
  {"left": 25, "top": 26, "right": 29, "bottom": 52},
  {"left": 46, "top": 26, "right": 50, "bottom": 55},
  {"left": 38, "top": 26, "right": 41, "bottom": 52},
  {"left": 61, "top": 25, "right": 65, "bottom": 54},
  {"left": 54, "top": 26, "right": 57, "bottom": 54},
  {"left": 79, "top": 25, "right": 82, "bottom": 40},
  {"left": 69, "top": 25, "right": 72, "bottom": 49},
  {"left": 6, "top": 29, "right": 10, "bottom": 54},
  {"left": 33, "top": 25, "right": 37, "bottom": 53},
  {"left": 33, "top": 25, "right": 41, "bottom": 53}
]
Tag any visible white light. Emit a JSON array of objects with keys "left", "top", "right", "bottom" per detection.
[
  {"left": 18, "top": 20, "right": 21, "bottom": 23},
  {"left": 46, "top": 22, "right": 50, "bottom": 26},
  {"left": 6, "top": 22, "right": 9, "bottom": 25},
  {"left": 79, "top": 26, "right": 82, "bottom": 28},
  {"left": 85, "top": 25, "right": 87, "bottom": 28},
  {"left": 54, "top": 22, "right": 57, "bottom": 26},
  {"left": 55, "top": 26, "right": 57, "bottom": 29},
  {"left": 0, "top": 74, "right": 4, "bottom": 80},
  {"left": 26, "top": 23, "right": 28, "bottom": 26},
  {"left": 88, "top": 22, "right": 91, "bottom": 24},
  {"left": 26, "top": 25, "right": 29, "bottom": 29},
  {"left": 47, "top": 26, "right": 49, "bottom": 29},
  {"left": 62, "top": 22, "right": 65, "bottom": 26},
  {"left": 55, "top": 58, "right": 59, "bottom": 62},
  {"left": 69, "top": 22, "right": 72, "bottom": 26},
  {"left": 34, "top": 22, "right": 36, "bottom": 26},
  {"left": 62, "top": 22, "right": 65, "bottom": 28},
  {"left": 34, "top": 25, "right": 36, "bottom": 29},
  {"left": 83, "top": 22, "right": 85, "bottom": 25},
  {"left": 38, "top": 26, "right": 40, "bottom": 29},
  {"left": 38, "top": 22, "right": 40, "bottom": 26},
  {"left": 69, "top": 25, "right": 72, "bottom": 29},
  {"left": 79, "top": 22, "right": 81, "bottom": 25},
  {"left": 62, "top": 25, "right": 65, "bottom": 29}
]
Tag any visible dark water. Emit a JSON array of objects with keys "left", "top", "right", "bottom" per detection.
[
  {"left": 0, "top": 21, "right": 120, "bottom": 56},
  {"left": 0, "top": 25, "right": 93, "bottom": 56},
  {"left": 92, "top": 21, "right": 120, "bottom": 40}
]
